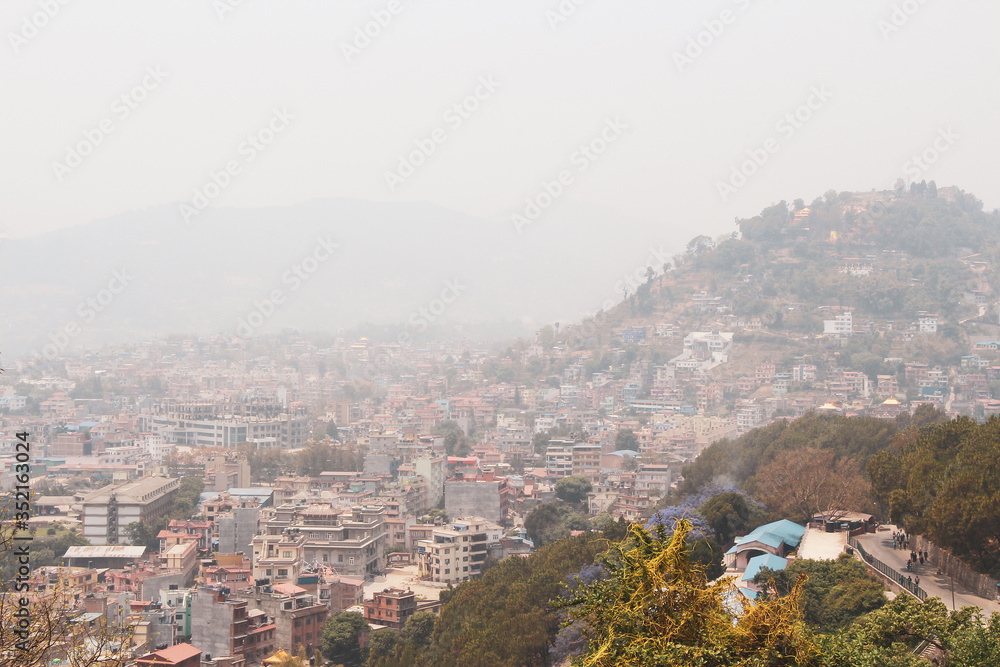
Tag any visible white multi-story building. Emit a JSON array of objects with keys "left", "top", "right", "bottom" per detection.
[
  {"left": 81, "top": 476, "right": 179, "bottom": 545},
  {"left": 823, "top": 311, "right": 853, "bottom": 336},
  {"left": 416, "top": 517, "right": 501, "bottom": 584},
  {"left": 735, "top": 400, "right": 765, "bottom": 434},
  {"left": 545, "top": 442, "right": 574, "bottom": 478},
  {"left": 681, "top": 331, "right": 734, "bottom": 362},
  {"left": 918, "top": 312, "right": 939, "bottom": 335},
  {"left": 0, "top": 395, "right": 27, "bottom": 411},
  {"left": 142, "top": 411, "right": 308, "bottom": 450}
]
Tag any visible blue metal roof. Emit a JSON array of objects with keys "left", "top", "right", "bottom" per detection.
[
  {"left": 739, "top": 531, "right": 785, "bottom": 550},
  {"left": 734, "top": 519, "right": 805, "bottom": 552},
  {"left": 741, "top": 553, "right": 787, "bottom": 582}
]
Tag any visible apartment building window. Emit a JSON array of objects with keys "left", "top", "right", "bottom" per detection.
[
  {"left": 278, "top": 569, "right": 288, "bottom": 577},
  {"left": 338, "top": 555, "right": 343, "bottom": 562},
  {"left": 349, "top": 557, "right": 355, "bottom": 565}
]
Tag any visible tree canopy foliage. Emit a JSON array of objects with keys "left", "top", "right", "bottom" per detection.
[
  {"left": 678, "top": 413, "right": 895, "bottom": 504},
  {"left": 559, "top": 520, "right": 819, "bottom": 666},
  {"left": 819, "top": 594, "right": 1000, "bottom": 667},
  {"left": 555, "top": 475, "right": 593, "bottom": 505},
  {"left": 868, "top": 416, "right": 1000, "bottom": 576},
  {"left": 434, "top": 420, "right": 472, "bottom": 457},
  {"left": 750, "top": 447, "right": 871, "bottom": 523},
  {"left": 321, "top": 611, "right": 368, "bottom": 667},
  {"left": 753, "top": 555, "right": 886, "bottom": 632},
  {"left": 524, "top": 501, "right": 590, "bottom": 547},
  {"left": 380, "top": 532, "right": 609, "bottom": 667}
]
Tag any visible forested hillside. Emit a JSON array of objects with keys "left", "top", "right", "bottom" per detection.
[{"left": 565, "top": 184, "right": 1000, "bottom": 369}]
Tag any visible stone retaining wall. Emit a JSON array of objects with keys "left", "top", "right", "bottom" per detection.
[{"left": 914, "top": 535, "right": 999, "bottom": 600}]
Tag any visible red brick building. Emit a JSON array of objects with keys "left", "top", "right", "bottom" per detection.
[{"left": 364, "top": 587, "right": 417, "bottom": 629}]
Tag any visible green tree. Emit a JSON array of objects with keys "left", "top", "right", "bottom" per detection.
[
  {"left": 555, "top": 475, "right": 593, "bottom": 505},
  {"left": 615, "top": 429, "right": 639, "bottom": 451},
  {"left": 171, "top": 475, "right": 205, "bottom": 520},
  {"left": 426, "top": 532, "right": 607, "bottom": 667},
  {"left": 322, "top": 611, "right": 368, "bottom": 667},
  {"left": 399, "top": 611, "right": 436, "bottom": 649},
  {"left": 123, "top": 518, "right": 167, "bottom": 552},
  {"left": 819, "top": 594, "right": 998, "bottom": 667},
  {"left": 435, "top": 421, "right": 471, "bottom": 457},
  {"left": 700, "top": 492, "right": 751, "bottom": 545},
  {"left": 868, "top": 416, "right": 1000, "bottom": 575},
  {"left": 754, "top": 554, "right": 886, "bottom": 631},
  {"left": 524, "top": 502, "right": 588, "bottom": 546},
  {"left": 367, "top": 629, "right": 399, "bottom": 665}
]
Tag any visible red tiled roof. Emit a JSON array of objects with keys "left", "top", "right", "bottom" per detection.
[
  {"left": 138, "top": 642, "right": 201, "bottom": 664},
  {"left": 272, "top": 583, "right": 307, "bottom": 595}
]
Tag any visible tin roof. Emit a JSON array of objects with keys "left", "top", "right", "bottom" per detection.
[{"left": 64, "top": 545, "right": 147, "bottom": 559}]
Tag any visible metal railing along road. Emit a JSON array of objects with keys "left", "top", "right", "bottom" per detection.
[{"left": 849, "top": 536, "right": 928, "bottom": 601}]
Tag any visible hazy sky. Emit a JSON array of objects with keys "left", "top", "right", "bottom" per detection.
[{"left": 3, "top": 0, "right": 998, "bottom": 244}]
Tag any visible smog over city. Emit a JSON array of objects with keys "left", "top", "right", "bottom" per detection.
[{"left": 3, "top": 3, "right": 1000, "bottom": 666}]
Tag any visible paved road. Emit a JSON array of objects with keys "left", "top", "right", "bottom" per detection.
[{"left": 854, "top": 527, "right": 1000, "bottom": 614}]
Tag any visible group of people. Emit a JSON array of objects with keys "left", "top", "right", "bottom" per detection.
[
  {"left": 891, "top": 530, "right": 909, "bottom": 550},
  {"left": 904, "top": 548, "right": 930, "bottom": 573},
  {"left": 892, "top": 530, "right": 931, "bottom": 589}
]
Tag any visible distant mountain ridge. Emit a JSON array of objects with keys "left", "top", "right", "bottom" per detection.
[{"left": 0, "top": 197, "right": 668, "bottom": 359}]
